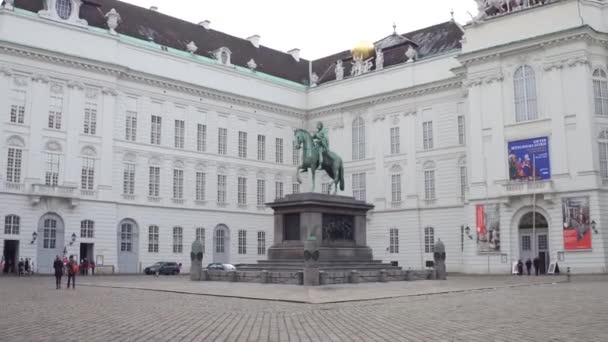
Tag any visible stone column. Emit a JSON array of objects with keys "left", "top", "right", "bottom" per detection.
[
  {"left": 64, "top": 81, "right": 84, "bottom": 187},
  {"left": 100, "top": 88, "right": 118, "bottom": 198}
]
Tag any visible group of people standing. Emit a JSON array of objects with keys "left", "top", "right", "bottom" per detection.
[
  {"left": 53, "top": 255, "right": 79, "bottom": 289},
  {"left": 1, "top": 257, "right": 34, "bottom": 276},
  {"left": 516, "top": 257, "right": 555, "bottom": 276}
]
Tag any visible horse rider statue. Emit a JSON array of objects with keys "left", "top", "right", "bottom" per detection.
[{"left": 313, "top": 122, "right": 329, "bottom": 170}]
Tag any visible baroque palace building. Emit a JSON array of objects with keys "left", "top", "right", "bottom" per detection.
[{"left": 1, "top": 0, "right": 607, "bottom": 274}]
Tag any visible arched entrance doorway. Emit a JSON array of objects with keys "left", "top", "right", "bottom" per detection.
[
  {"left": 518, "top": 212, "right": 550, "bottom": 274},
  {"left": 37, "top": 213, "right": 65, "bottom": 274},
  {"left": 117, "top": 219, "right": 139, "bottom": 273},
  {"left": 213, "top": 224, "right": 230, "bottom": 264}
]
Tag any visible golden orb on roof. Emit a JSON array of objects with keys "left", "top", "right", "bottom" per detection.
[{"left": 351, "top": 40, "right": 374, "bottom": 59}]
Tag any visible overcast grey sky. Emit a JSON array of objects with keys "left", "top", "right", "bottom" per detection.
[{"left": 121, "top": 0, "right": 478, "bottom": 59}]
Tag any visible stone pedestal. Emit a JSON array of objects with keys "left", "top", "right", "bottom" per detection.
[
  {"left": 303, "top": 268, "right": 320, "bottom": 286},
  {"left": 190, "top": 240, "right": 203, "bottom": 281}
]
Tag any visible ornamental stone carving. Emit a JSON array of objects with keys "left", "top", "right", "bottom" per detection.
[
  {"left": 38, "top": 0, "right": 88, "bottom": 27},
  {"left": 31, "top": 74, "right": 50, "bottom": 83},
  {"left": 335, "top": 60, "right": 344, "bottom": 81},
  {"left": 102, "top": 87, "right": 118, "bottom": 96},
  {"left": 405, "top": 45, "right": 417, "bottom": 63},
  {"left": 186, "top": 41, "right": 198, "bottom": 54},
  {"left": 67, "top": 80, "right": 84, "bottom": 90},
  {"left": 2, "top": 0, "right": 14, "bottom": 10},
  {"left": 247, "top": 59, "right": 257, "bottom": 70},
  {"left": 50, "top": 83, "right": 64, "bottom": 94},
  {"left": 310, "top": 73, "right": 319, "bottom": 87},
  {"left": 105, "top": 8, "right": 121, "bottom": 35},
  {"left": 375, "top": 48, "right": 384, "bottom": 71},
  {"left": 0, "top": 66, "right": 12, "bottom": 77},
  {"left": 13, "top": 76, "right": 28, "bottom": 87}
]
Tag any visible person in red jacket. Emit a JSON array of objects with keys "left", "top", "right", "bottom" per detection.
[{"left": 66, "top": 255, "right": 77, "bottom": 289}]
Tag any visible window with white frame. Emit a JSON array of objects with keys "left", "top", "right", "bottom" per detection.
[
  {"left": 173, "top": 169, "right": 184, "bottom": 199},
  {"left": 352, "top": 117, "right": 365, "bottom": 160},
  {"left": 148, "top": 225, "right": 159, "bottom": 253},
  {"left": 257, "top": 134, "right": 266, "bottom": 160},
  {"left": 352, "top": 173, "right": 366, "bottom": 201},
  {"left": 390, "top": 127, "right": 400, "bottom": 154},
  {"left": 257, "top": 231, "right": 266, "bottom": 255},
  {"left": 120, "top": 222, "right": 133, "bottom": 252},
  {"left": 292, "top": 183, "right": 300, "bottom": 194},
  {"left": 422, "top": 121, "right": 434, "bottom": 150},
  {"left": 424, "top": 163, "right": 436, "bottom": 201},
  {"left": 599, "top": 130, "right": 608, "bottom": 185},
  {"left": 174, "top": 120, "right": 185, "bottom": 148},
  {"left": 196, "top": 228, "right": 205, "bottom": 253},
  {"left": 293, "top": 144, "right": 301, "bottom": 166},
  {"left": 217, "top": 174, "right": 227, "bottom": 204},
  {"left": 196, "top": 172, "right": 206, "bottom": 201},
  {"left": 458, "top": 115, "right": 466, "bottom": 145},
  {"left": 238, "top": 131, "right": 247, "bottom": 158},
  {"left": 238, "top": 230, "right": 247, "bottom": 254},
  {"left": 173, "top": 227, "right": 183, "bottom": 253},
  {"left": 149, "top": 166, "right": 160, "bottom": 197},
  {"left": 81, "top": 157, "right": 95, "bottom": 190},
  {"left": 424, "top": 227, "right": 435, "bottom": 253},
  {"left": 275, "top": 138, "right": 284, "bottom": 163},
  {"left": 593, "top": 68, "right": 608, "bottom": 116},
  {"left": 215, "top": 229, "right": 225, "bottom": 253},
  {"left": 56, "top": 0, "right": 73, "bottom": 20},
  {"left": 83, "top": 101, "right": 98, "bottom": 135},
  {"left": 6, "top": 147, "right": 22, "bottom": 183},
  {"left": 238, "top": 177, "right": 247, "bottom": 205},
  {"left": 45, "top": 153, "right": 60, "bottom": 186},
  {"left": 389, "top": 228, "right": 399, "bottom": 254},
  {"left": 4, "top": 215, "right": 19, "bottom": 235},
  {"left": 125, "top": 111, "right": 137, "bottom": 141},
  {"left": 521, "top": 235, "right": 531, "bottom": 251},
  {"left": 80, "top": 220, "right": 94, "bottom": 238},
  {"left": 514, "top": 65, "right": 538, "bottom": 122},
  {"left": 218, "top": 128, "right": 228, "bottom": 155},
  {"left": 460, "top": 161, "right": 467, "bottom": 201},
  {"left": 275, "top": 181, "right": 284, "bottom": 200},
  {"left": 43, "top": 218, "right": 57, "bottom": 249},
  {"left": 197, "top": 124, "right": 207, "bottom": 152},
  {"left": 123, "top": 163, "right": 135, "bottom": 195},
  {"left": 257, "top": 179, "right": 265, "bottom": 205},
  {"left": 151, "top": 115, "right": 162, "bottom": 145},
  {"left": 391, "top": 174, "right": 402, "bottom": 203},
  {"left": 10, "top": 89, "right": 26, "bottom": 124},
  {"left": 48, "top": 92, "right": 63, "bottom": 129}
]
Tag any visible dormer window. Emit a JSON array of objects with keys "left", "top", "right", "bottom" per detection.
[
  {"left": 56, "top": 0, "right": 72, "bottom": 20},
  {"left": 212, "top": 47, "right": 232, "bottom": 66},
  {"left": 38, "top": 0, "right": 88, "bottom": 27}
]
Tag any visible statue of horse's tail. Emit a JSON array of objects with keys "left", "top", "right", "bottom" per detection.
[{"left": 339, "top": 162, "right": 345, "bottom": 191}]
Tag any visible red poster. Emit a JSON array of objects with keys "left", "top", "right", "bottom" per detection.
[
  {"left": 562, "top": 197, "right": 592, "bottom": 250},
  {"left": 476, "top": 205, "right": 485, "bottom": 235}
]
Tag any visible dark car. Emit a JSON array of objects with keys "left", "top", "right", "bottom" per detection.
[
  {"left": 206, "top": 263, "right": 236, "bottom": 271},
  {"left": 144, "top": 262, "right": 180, "bottom": 275}
]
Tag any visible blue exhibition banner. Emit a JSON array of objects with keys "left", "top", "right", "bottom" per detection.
[{"left": 507, "top": 137, "right": 551, "bottom": 181}]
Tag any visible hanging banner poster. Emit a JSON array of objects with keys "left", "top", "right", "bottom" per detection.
[
  {"left": 562, "top": 197, "right": 592, "bottom": 250},
  {"left": 507, "top": 137, "right": 551, "bottom": 181},
  {"left": 476, "top": 204, "right": 500, "bottom": 252}
]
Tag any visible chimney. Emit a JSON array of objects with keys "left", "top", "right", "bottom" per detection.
[
  {"left": 288, "top": 48, "right": 300, "bottom": 62},
  {"left": 149, "top": 6, "right": 158, "bottom": 12},
  {"left": 247, "top": 35, "right": 261, "bottom": 48},
  {"left": 198, "top": 20, "right": 211, "bottom": 30}
]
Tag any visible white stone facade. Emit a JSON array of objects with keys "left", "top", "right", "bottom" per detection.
[{"left": 1, "top": 0, "right": 608, "bottom": 274}]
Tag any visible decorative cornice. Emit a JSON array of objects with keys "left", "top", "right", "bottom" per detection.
[
  {"left": 543, "top": 54, "right": 589, "bottom": 71},
  {"left": 372, "top": 113, "right": 386, "bottom": 122},
  {"left": 0, "top": 65, "right": 12, "bottom": 76},
  {"left": 31, "top": 73, "right": 49, "bottom": 83},
  {"left": 67, "top": 80, "right": 84, "bottom": 90},
  {"left": 102, "top": 87, "right": 118, "bottom": 96},
  {"left": 485, "top": 73, "right": 504, "bottom": 84}
]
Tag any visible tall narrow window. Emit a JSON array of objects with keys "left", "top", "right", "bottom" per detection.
[
  {"left": 80, "top": 220, "right": 94, "bottom": 238},
  {"left": 293, "top": 144, "right": 301, "bottom": 166},
  {"left": 149, "top": 166, "right": 160, "bottom": 197},
  {"left": 514, "top": 65, "right": 538, "bottom": 122},
  {"left": 292, "top": 183, "right": 300, "bottom": 194},
  {"left": 217, "top": 174, "right": 227, "bottom": 204},
  {"left": 123, "top": 163, "right": 135, "bottom": 195},
  {"left": 197, "top": 124, "right": 207, "bottom": 152},
  {"left": 599, "top": 130, "right": 608, "bottom": 185},
  {"left": 6, "top": 147, "right": 22, "bottom": 183},
  {"left": 275, "top": 138, "right": 284, "bottom": 163},
  {"left": 424, "top": 162, "right": 436, "bottom": 201},
  {"left": 389, "top": 228, "right": 399, "bottom": 254},
  {"left": 83, "top": 101, "right": 98, "bottom": 135},
  {"left": 390, "top": 127, "right": 400, "bottom": 154},
  {"left": 352, "top": 117, "right": 365, "bottom": 160},
  {"left": 257, "top": 135, "right": 266, "bottom": 161},
  {"left": 257, "top": 231, "right": 266, "bottom": 255},
  {"left": 275, "top": 181, "right": 284, "bottom": 200},
  {"left": 593, "top": 69, "right": 608, "bottom": 116},
  {"left": 238, "top": 230, "right": 247, "bottom": 254},
  {"left": 238, "top": 131, "right": 247, "bottom": 158},
  {"left": 352, "top": 173, "right": 366, "bottom": 201},
  {"left": 322, "top": 183, "right": 331, "bottom": 194},
  {"left": 43, "top": 218, "right": 57, "bottom": 249},
  {"left": 174, "top": 120, "right": 185, "bottom": 148},
  {"left": 196, "top": 172, "right": 206, "bottom": 201},
  {"left": 257, "top": 179, "right": 266, "bottom": 205},
  {"left": 148, "top": 225, "right": 159, "bottom": 253},
  {"left": 460, "top": 162, "right": 468, "bottom": 201},
  {"left": 45, "top": 153, "right": 60, "bottom": 186},
  {"left": 10, "top": 89, "right": 26, "bottom": 124},
  {"left": 81, "top": 157, "right": 95, "bottom": 190},
  {"left": 173, "top": 169, "right": 184, "bottom": 199},
  {"left": 218, "top": 128, "right": 227, "bottom": 155},
  {"left": 215, "top": 229, "right": 225, "bottom": 253},
  {"left": 196, "top": 228, "right": 205, "bottom": 253},
  {"left": 423, "top": 121, "right": 434, "bottom": 150},
  {"left": 238, "top": 177, "right": 247, "bottom": 205},
  {"left": 458, "top": 115, "right": 466, "bottom": 145},
  {"left": 151, "top": 115, "right": 162, "bottom": 145},
  {"left": 391, "top": 174, "right": 402, "bottom": 203},
  {"left": 173, "top": 227, "right": 183, "bottom": 253},
  {"left": 424, "top": 227, "right": 435, "bottom": 253},
  {"left": 125, "top": 111, "right": 137, "bottom": 141},
  {"left": 4, "top": 215, "right": 20, "bottom": 235},
  {"left": 48, "top": 91, "right": 63, "bottom": 129}
]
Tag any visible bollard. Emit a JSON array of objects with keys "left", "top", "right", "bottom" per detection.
[
  {"left": 201, "top": 269, "right": 209, "bottom": 281},
  {"left": 405, "top": 269, "right": 413, "bottom": 281},
  {"left": 567, "top": 267, "right": 571, "bottom": 282},
  {"left": 350, "top": 270, "right": 360, "bottom": 284},
  {"left": 379, "top": 269, "right": 388, "bottom": 283},
  {"left": 297, "top": 271, "right": 304, "bottom": 285},
  {"left": 228, "top": 270, "right": 237, "bottom": 282},
  {"left": 319, "top": 271, "right": 327, "bottom": 285},
  {"left": 260, "top": 270, "right": 269, "bottom": 284}
]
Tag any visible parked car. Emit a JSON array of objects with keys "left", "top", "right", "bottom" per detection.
[
  {"left": 206, "top": 263, "right": 237, "bottom": 271},
  {"left": 144, "top": 262, "right": 180, "bottom": 275}
]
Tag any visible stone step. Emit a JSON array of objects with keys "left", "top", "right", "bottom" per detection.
[
  {"left": 254, "top": 259, "right": 386, "bottom": 264},
  {"left": 237, "top": 263, "right": 401, "bottom": 272}
]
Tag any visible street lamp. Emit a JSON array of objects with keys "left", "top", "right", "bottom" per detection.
[
  {"left": 30, "top": 231, "right": 38, "bottom": 244},
  {"left": 69, "top": 233, "right": 77, "bottom": 246},
  {"left": 591, "top": 220, "right": 599, "bottom": 234}
]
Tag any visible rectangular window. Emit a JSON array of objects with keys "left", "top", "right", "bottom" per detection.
[
  {"left": 458, "top": 115, "right": 466, "bottom": 145},
  {"left": 6, "top": 148, "right": 22, "bottom": 183},
  {"left": 149, "top": 166, "right": 160, "bottom": 197},
  {"left": 601, "top": 141, "right": 608, "bottom": 185},
  {"left": 173, "top": 227, "right": 183, "bottom": 253},
  {"left": 197, "top": 124, "right": 207, "bottom": 152},
  {"left": 83, "top": 101, "right": 98, "bottom": 135},
  {"left": 45, "top": 153, "right": 60, "bottom": 186},
  {"left": 238, "top": 131, "right": 247, "bottom": 158},
  {"left": 424, "top": 170, "right": 436, "bottom": 200},
  {"left": 196, "top": 228, "right": 205, "bottom": 253},
  {"left": 257, "top": 179, "right": 266, "bottom": 205},
  {"left": 218, "top": 128, "right": 227, "bottom": 155},
  {"left": 275, "top": 181, "right": 284, "bottom": 200},
  {"left": 460, "top": 165, "right": 467, "bottom": 201},
  {"left": 257, "top": 135, "right": 266, "bottom": 161},
  {"left": 123, "top": 163, "right": 135, "bottom": 195},
  {"left": 238, "top": 177, "right": 247, "bottom": 205},
  {"left": 151, "top": 115, "right": 162, "bottom": 145},
  {"left": 48, "top": 92, "right": 63, "bottom": 129},
  {"left": 217, "top": 174, "right": 227, "bottom": 204},
  {"left": 174, "top": 120, "right": 185, "bottom": 148},
  {"left": 391, "top": 174, "right": 401, "bottom": 203},
  {"left": 257, "top": 231, "right": 266, "bottom": 255},
  {"left": 148, "top": 225, "right": 159, "bottom": 253},
  {"left": 538, "top": 235, "right": 548, "bottom": 250},
  {"left": 390, "top": 127, "right": 400, "bottom": 154},
  {"left": 275, "top": 138, "right": 284, "bottom": 163},
  {"left": 423, "top": 121, "right": 434, "bottom": 150},
  {"left": 43, "top": 219, "right": 57, "bottom": 249},
  {"left": 173, "top": 169, "right": 184, "bottom": 199},
  {"left": 5, "top": 215, "right": 20, "bottom": 235},
  {"left": 196, "top": 172, "right": 206, "bottom": 201},
  {"left": 424, "top": 227, "right": 435, "bottom": 253},
  {"left": 292, "top": 183, "right": 300, "bottom": 194},
  {"left": 293, "top": 144, "right": 301, "bottom": 166},
  {"left": 125, "top": 111, "right": 137, "bottom": 141},
  {"left": 352, "top": 173, "right": 366, "bottom": 201},
  {"left": 81, "top": 157, "right": 95, "bottom": 190},
  {"left": 238, "top": 230, "right": 247, "bottom": 254},
  {"left": 80, "top": 220, "right": 94, "bottom": 238},
  {"left": 522, "top": 235, "right": 531, "bottom": 251},
  {"left": 322, "top": 183, "right": 331, "bottom": 195},
  {"left": 389, "top": 228, "right": 399, "bottom": 254},
  {"left": 10, "top": 89, "right": 26, "bottom": 124}
]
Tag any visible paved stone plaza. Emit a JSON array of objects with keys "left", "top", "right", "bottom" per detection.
[{"left": 0, "top": 275, "right": 607, "bottom": 342}]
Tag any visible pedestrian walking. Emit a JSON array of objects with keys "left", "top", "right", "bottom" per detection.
[
  {"left": 67, "top": 255, "right": 77, "bottom": 289},
  {"left": 83, "top": 258, "right": 89, "bottom": 276},
  {"left": 25, "top": 258, "right": 30, "bottom": 276},
  {"left": 525, "top": 259, "right": 532, "bottom": 276},
  {"left": 533, "top": 257, "right": 540, "bottom": 276},
  {"left": 53, "top": 256, "right": 63, "bottom": 289},
  {"left": 17, "top": 258, "right": 24, "bottom": 277},
  {"left": 517, "top": 260, "right": 524, "bottom": 276},
  {"left": 90, "top": 260, "right": 95, "bottom": 276}
]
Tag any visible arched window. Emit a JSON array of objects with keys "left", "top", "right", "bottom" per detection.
[
  {"left": 593, "top": 68, "right": 608, "bottom": 116},
  {"left": 514, "top": 65, "right": 538, "bottom": 122},
  {"left": 4, "top": 215, "right": 20, "bottom": 235},
  {"left": 80, "top": 220, "right": 94, "bottom": 238},
  {"left": 352, "top": 117, "right": 365, "bottom": 160},
  {"left": 599, "top": 130, "right": 608, "bottom": 185},
  {"left": 56, "top": 0, "right": 73, "bottom": 20},
  {"left": 423, "top": 161, "right": 436, "bottom": 201},
  {"left": 424, "top": 227, "right": 435, "bottom": 253}
]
